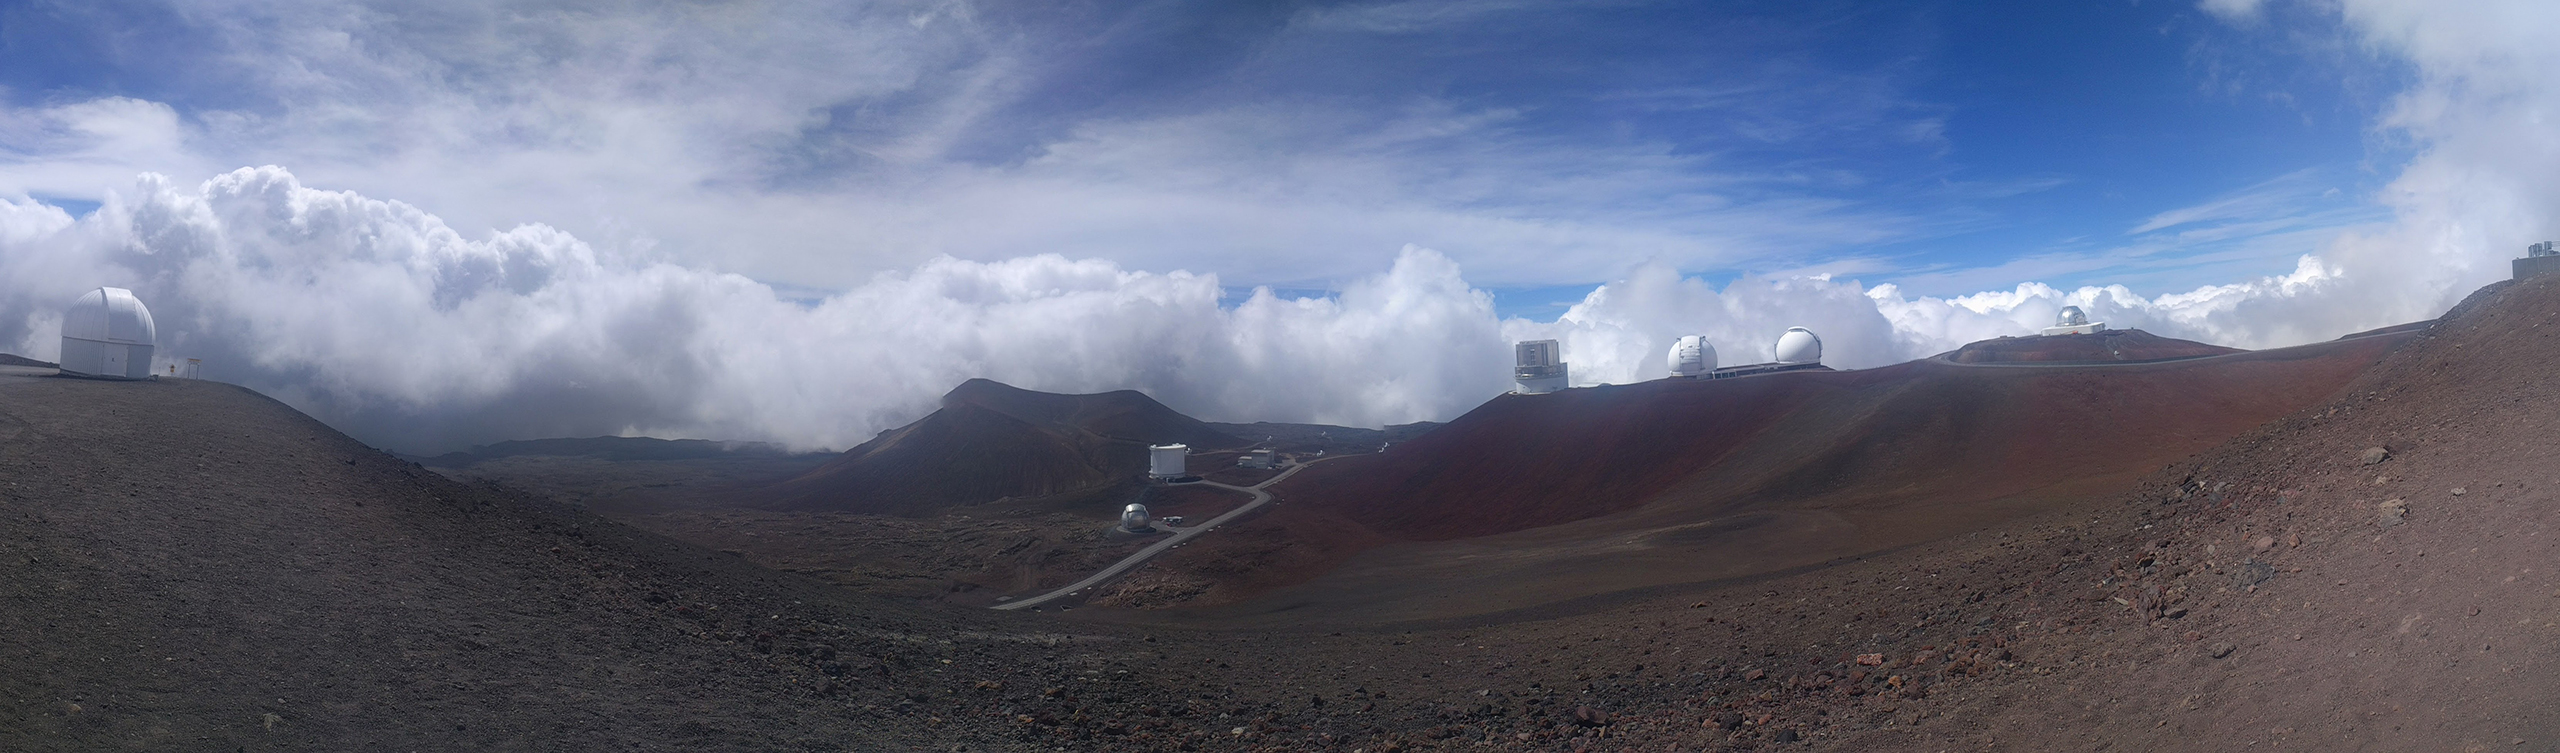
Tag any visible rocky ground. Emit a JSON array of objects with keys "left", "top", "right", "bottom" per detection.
[{"left": 6, "top": 276, "right": 2557, "bottom": 751}]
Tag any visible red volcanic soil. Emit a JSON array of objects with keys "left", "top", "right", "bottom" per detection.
[
  {"left": 1147, "top": 324, "right": 2421, "bottom": 617},
  {"left": 1281, "top": 372, "right": 1860, "bottom": 541},
  {"left": 755, "top": 378, "right": 1244, "bottom": 515},
  {"left": 1279, "top": 332, "right": 2401, "bottom": 544},
  {"left": 1940, "top": 328, "right": 2240, "bottom": 364}
]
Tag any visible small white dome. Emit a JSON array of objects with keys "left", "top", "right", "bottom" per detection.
[
  {"left": 2055, "top": 306, "right": 2089, "bottom": 328},
  {"left": 59, "top": 287, "right": 158, "bottom": 379},
  {"left": 1773, "top": 327, "right": 1822, "bottom": 365},
  {"left": 64, "top": 287, "right": 156, "bottom": 346},
  {"left": 1666, "top": 335, "right": 1716, "bottom": 376}
]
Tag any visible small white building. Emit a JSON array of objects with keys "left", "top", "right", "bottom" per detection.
[
  {"left": 1514, "top": 339, "right": 1568, "bottom": 394},
  {"left": 1238, "top": 449, "right": 1279, "bottom": 470},
  {"left": 1148, "top": 444, "right": 1189, "bottom": 479},
  {"left": 59, "top": 287, "right": 157, "bottom": 380},
  {"left": 1666, "top": 335, "right": 1717, "bottom": 378},
  {"left": 2041, "top": 306, "right": 2108, "bottom": 336}
]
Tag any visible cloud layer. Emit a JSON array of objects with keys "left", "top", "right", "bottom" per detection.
[{"left": 0, "top": 0, "right": 2551, "bottom": 454}]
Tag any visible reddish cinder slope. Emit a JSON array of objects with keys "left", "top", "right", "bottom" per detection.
[
  {"left": 1281, "top": 333, "right": 2406, "bottom": 544},
  {"left": 1185, "top": 329, "right": 2420, "bottom": 618},
  {"left": 758, "top": 379, "right": 1245, "bottom": 515},
  {"left": 1941, "top": 328, "right": 2240, "bottom": 364},
  {"left": 1273, "top": 369, "right": 1890, "bottom": 540}
]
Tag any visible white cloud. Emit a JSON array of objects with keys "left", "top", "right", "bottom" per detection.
[
  {"left": 2199, "top": 0, "right": 2271, "bottom": 24},
  {"left": 0, "top": 167, "right": 1517, "bottom": 452},
  {"left": 0, "top": 1, "right": 2550, "bottom": 457}
]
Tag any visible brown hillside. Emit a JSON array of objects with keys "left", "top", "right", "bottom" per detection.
[
  {"left": 756, "top": 378, "right": 1245, "bottom": 515},
  {"left": 1276, "top": 331, "right": 2401, "bottom": 545},
  {"left": 0, "top": 375, "right": 1244, "bottom": 751},
  {"left": 1942, "top": 328, "right": 2241, "bottom": 364},
  {"left": 1155, "top": 327, "right": 2416, "bottom": 619}
]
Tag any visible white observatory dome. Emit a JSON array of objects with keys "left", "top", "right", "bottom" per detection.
[
  {"left": 59, "top": 287, "right": 157, "bottom": 380},
  {"left": 1666, "top": 335, "right": 1716, "bottom": 377},
  {"left": 2055, "top": 306, "right": 2090, "bottom": 328},
  {"left": 1121, "top": 503, "right": 1153, "bottom": 532},
  {"left": 1772, "top": 327, "right": 1822, "bottom": 365}
]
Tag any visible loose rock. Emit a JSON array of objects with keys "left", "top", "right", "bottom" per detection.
[
  {"left": 2359, "top": 446, "right": 2390, "bottom": 465},
  {"left": 1570, "top": 705, "right": 1613, "bottom": 727}
]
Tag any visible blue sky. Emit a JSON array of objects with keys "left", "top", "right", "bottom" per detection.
[
  {"left": 0, "top": 0, "right": 2551, "bottom": 450},
  {"left": 0, "top": 0, "right": 2408, "bottom": 305}
]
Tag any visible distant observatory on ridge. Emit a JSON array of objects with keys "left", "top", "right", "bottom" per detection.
[
  {"left": 58, "top": 287, "right": 157, "bottom": 380},
  {"left": 1773, "top": 327, "right": 1822, "bottom": 364},
  {"left": 2519, "top": 241, "right": 2560, "bottom": 280},
  {"left": 2041, "top": 306, "right": 2107, "bottom": 336},
  {"left": 1666, "top": 335, "right": 1716, "bottom": 377},
  {"left": 1514, "top": 340, "right": 1568, "bottom": 394},
  {"left": 1665, "top": 327, "right": 1832, "bottom": 381}
]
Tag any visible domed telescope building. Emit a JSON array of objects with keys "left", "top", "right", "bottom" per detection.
[
  {"left": 1513, "top": 339, "right": 1568, "bottom": 394},
  {"left": 1119, "top": 503, "right": 1154, "bottom": 533},
  {"left": 2041, "top": 305, "right": 2108, "bottom": 336},
  {"left": 1693, "top": 326, "right": 1831, "bottom": 380},
  {"left": 59, "top": 287, "right": 158, "bottom": 380},
  {"left": 1773, "top": 327, "right": 1823, "bottom": 364},
  {"left": 1666, "top": 335, "right": 1716, "bottom": 378}
]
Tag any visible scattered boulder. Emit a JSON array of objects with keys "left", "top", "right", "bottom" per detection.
[
  {"left": 1569, "top": 705, "right": 1613, "bottom": 727},
  {"left": 2208, "top": 642, "right": 2236, "bottom": 659},
  {"left": 2359, "top": 446, "right": 2390, "bottom": 465},
  {"left": 2233, "top": 561, "right": 2275, "bottom": 588},
  {"left": 2378, "top": 499, "right": 2408, "bottom": 528}
]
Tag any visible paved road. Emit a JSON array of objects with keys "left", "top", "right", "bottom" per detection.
[{"left": 993, "top": 460, "right": 1320, "bottom": 612}]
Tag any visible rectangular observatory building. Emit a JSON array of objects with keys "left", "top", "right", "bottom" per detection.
[{"left": 1514, "top": 339, "right": 1568, "bottom": 394}]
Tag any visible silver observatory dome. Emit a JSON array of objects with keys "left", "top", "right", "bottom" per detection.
[{"left": 2055, "top": 306, "right": 2090, "bottom": 328}]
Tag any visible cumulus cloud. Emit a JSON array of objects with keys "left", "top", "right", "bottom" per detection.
[
  {"left": 0, "top": 167, "right": 1519, "bottom": 452},
  {"left": 0, "top": 1, "right": 2551, "bottom": 456}
]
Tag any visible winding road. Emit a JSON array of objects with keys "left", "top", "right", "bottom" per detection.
[{"left": 992, "top": 460, "right": 1319, "bottom": 612}]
